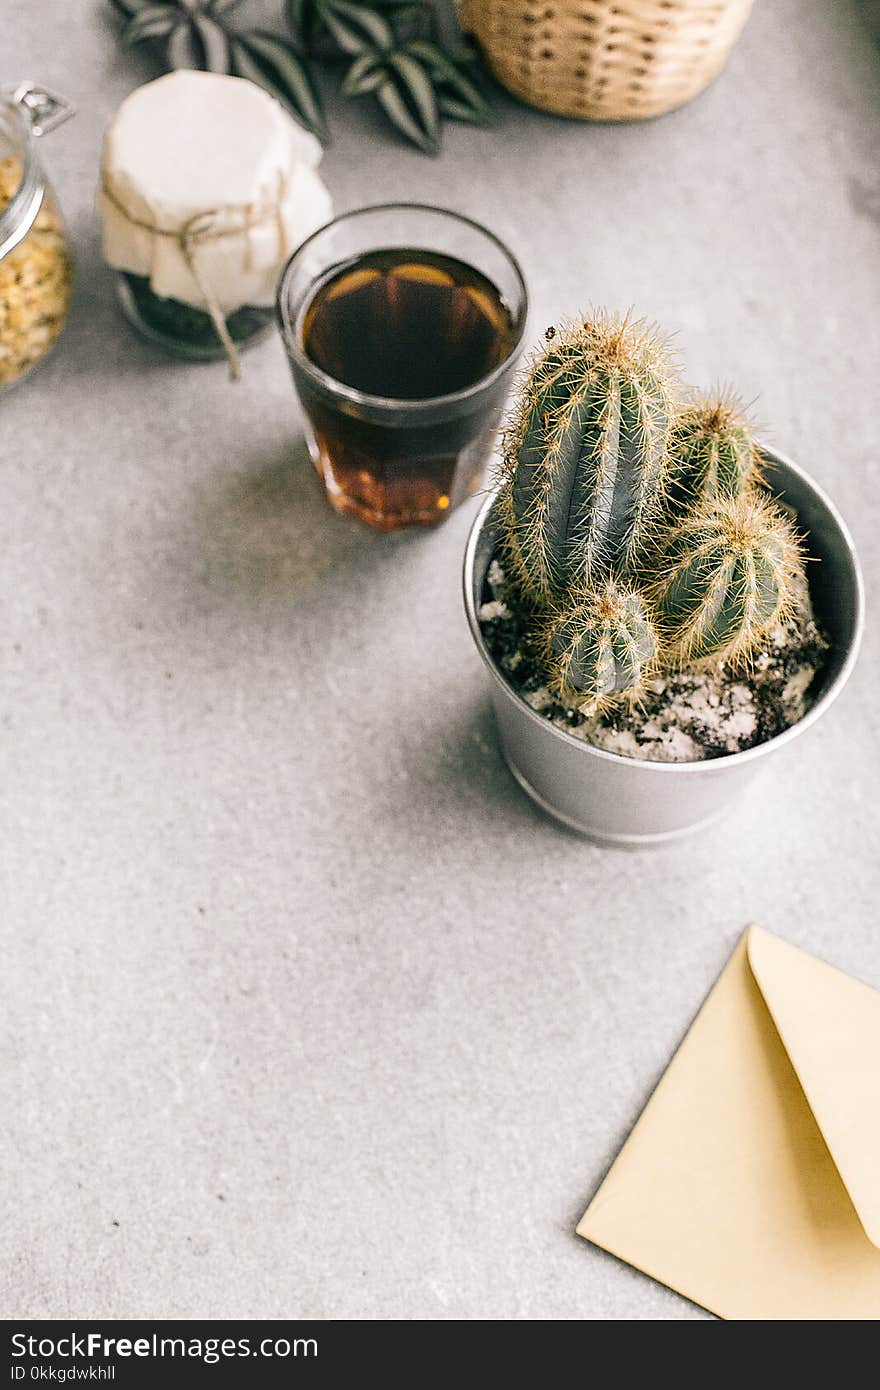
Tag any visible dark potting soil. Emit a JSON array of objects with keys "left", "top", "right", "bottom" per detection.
[
  {"left": 478, "top": 558, "right": 832, "bottom": 764},
  {"left": 121, "top": 273, "right": 272, "bottom": 349}
]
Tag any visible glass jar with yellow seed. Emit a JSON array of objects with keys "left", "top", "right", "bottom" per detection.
[{"left": 0, "top": 85, "right": 74, "bottom": 390}]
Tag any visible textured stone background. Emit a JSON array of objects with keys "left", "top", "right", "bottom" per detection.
[{"left": 3, "top": 0, "right": 878, "bottom": 1319}]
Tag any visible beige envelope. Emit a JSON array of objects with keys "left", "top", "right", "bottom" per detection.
[{"left": 577, "top": 925, "right": 880, "bottom": 1319}]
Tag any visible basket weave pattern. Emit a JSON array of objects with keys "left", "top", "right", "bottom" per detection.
[{"left": 460, "top": 0, "right": 754, "bottom": 121}]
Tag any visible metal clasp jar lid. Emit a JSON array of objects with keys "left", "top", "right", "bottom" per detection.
[
  {"left": 0, "top": 82, "right": 75, "bottom": 262},
  {"left": 3, "top": 82, "right": 76, "bottom": 137}
]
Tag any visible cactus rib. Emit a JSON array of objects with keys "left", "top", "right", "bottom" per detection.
[{"left": 499, "top": 313, "right": 676, "bottom": 603}]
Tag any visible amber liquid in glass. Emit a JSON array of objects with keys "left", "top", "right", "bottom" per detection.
[{"left": 296, "top": 248, "right": 515, "bottom": 529}]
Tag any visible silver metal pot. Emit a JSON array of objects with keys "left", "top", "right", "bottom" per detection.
[{"left": 463, "top": 447, "right": 864, "bottom": 846}]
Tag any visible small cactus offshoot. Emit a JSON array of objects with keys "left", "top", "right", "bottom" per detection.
[
  {"left": 499, "top": 312, "right": 676, "bottom": 603},
  {"left": 650, "top": 492, "right": 805, "bottom": 668},
  {"left": 540, "top": 581, "right": 658, "bottom": 708},
  {"left": 666, "top": 394, "right": 759, "bottom": 518}
]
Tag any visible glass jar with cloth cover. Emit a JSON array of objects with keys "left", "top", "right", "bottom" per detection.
[{"left": 99, "top": 71, "right": 333, "bottom": 379}]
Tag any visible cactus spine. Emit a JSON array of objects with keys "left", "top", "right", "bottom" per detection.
[
  {"left": 499, "top": 313, "right": 676, "bottom": 604},
  {"left": 667, "top": 395, "right": 760, "bottom": 518},
  {"left": 650, "top": 492, "right": 804, "bottom": 667},
  {"left": 541, "top": 582, "right": 658, "bottom": 709}
]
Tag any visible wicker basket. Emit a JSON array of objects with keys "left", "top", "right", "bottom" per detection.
[{"left": 459, "top": 0, "right": 754, "bottom": 122}]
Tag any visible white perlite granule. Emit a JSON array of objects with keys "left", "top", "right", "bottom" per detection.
[
  {"left": 478, "top": 599, "right": 509, "bottom": 622},
  {"left": 479, "top": 561, "right": 831, "bottom": 764}
]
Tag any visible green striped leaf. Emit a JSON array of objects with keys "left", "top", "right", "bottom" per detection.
[
  {"left": 387, "top": 2, "right": 435, "bottom": 43},
  {"left": 191, "top": 14, "right": 232, "bottom": 73},
  {"left": 449, "top": 37, "right": 482, "bottom": 65},
  {"left": 286, "top": 0, "right": 311, "bottom": 34},
  {"left": 405, "top": 39, "right": 494, "bottom": 123},
  {"left": 317, "top": 0, "right": 394, "bottom": 55},
  {"left": 386, "top": 51, "right": 439, "bottom": 142},
  {"left": 285, "top": 0, "right": 322, "bottom": 50},
  {"left": 240, "top": 31, "right": 326, "bottom": 136},
  {"left": 231, "top": 35, "right": 326, "bottom": 140},
  {"left": 437, "top": 92, "right": 493, "bottom": 125},
  {"left": 375, "top": 68, "right": 439, "bottom": 154},
  {"left": 167, "top": 20, "right": 202, "bottom": 68},
  {"left": 122, "top": 5, "right": 178, "bottom": 43},
  {"left": 341, "top": 52, "right": 384, "bottom": 97},
  {"left": 406, "top": 39, "right": 482, "bottom": 93},
  {"left": 111, "top": 0, "right": 155, "bottom": 15}
]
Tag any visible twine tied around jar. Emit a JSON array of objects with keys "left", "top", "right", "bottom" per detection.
[{"left": 100, "top": 178, "right": 280, "bottom": 381}]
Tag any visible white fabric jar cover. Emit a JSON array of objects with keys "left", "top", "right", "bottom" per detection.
[{"left": 100, "top": 70, "right": 333, "bottom": 315}]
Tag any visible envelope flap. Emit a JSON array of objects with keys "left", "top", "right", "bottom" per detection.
[{"left": 747, "top": 925, "right": 880, "bottom": 1248}]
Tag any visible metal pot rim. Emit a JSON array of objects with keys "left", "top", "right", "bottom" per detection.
[{"left": 462, "top": 445, "right": 864, "bottom": 776}]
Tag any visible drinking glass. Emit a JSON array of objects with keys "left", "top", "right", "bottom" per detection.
[{"left": 276, "top": 204, "right": 528, "bottom": 531}]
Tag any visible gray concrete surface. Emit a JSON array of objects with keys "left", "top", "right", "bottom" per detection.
[{"left": 3, "top": 0, "right": 879, "bottom": 1320}]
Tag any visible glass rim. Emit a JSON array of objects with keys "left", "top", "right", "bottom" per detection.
[
  {"left": 275, "top": 202, "right": 529, "bottom": 415},
  {"left": 0, "top": 98, "right": 45, "bottom": 262}
]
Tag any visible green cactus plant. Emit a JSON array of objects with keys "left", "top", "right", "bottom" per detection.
[
  {"left": 498, "top": 312, "right": 677, "bottom": 604},
  {"left": 489, "top": 310, "right": 813, "bottom": 713},
  {"left": 649, "top": 491, "right": 805, "bottom": 668},
  {"left": 539, "top": 581, "right": 658, "bottom": 708},
  {"left": 666, "top": 394, "right": 760, "bottom": 519}
]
